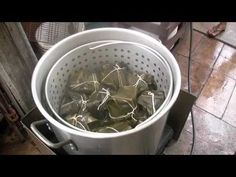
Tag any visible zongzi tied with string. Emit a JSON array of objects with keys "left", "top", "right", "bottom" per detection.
[{"left": 59, "top": 62, "right": 165, "bottom": 133}]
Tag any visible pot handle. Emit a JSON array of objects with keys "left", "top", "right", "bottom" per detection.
[{"left": 30, "top": 119, "right": 78, "bottom": 150}]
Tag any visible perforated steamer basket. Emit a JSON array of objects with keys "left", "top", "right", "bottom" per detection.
[
  {"left": 31, "top": 28, "right": 181, "bottom": 154},
  {"left": 45, "top": 40, "right": 173, "bottom": 132}
]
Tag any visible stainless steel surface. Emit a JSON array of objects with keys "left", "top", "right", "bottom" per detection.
[
  {"left": 21, "top": 107, "right": 178, "bottom": 155},
  {"left": 51, "top": 113, "right": 168, "bottom": 154},
  {"left": 30, "top": 119, "right": 77, "bottom": 150},
  {"left": 31, "top": 28, "right": 181, "bottom": 154}
]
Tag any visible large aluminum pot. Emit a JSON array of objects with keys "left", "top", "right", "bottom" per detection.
[{"left": 31, "top": 28, "right": 181, "bottom": 154}]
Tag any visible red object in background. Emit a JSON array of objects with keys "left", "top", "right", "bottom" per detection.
[{"left": 0, "top": 84, "right": 25, "bottom": 141}]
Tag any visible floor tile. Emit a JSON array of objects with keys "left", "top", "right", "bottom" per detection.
[
  {"left": 175, "top": 54, "right": 212, "bottom": 97},
  {"left": 181, "top": 75, "right": 204, "bottom": 97},
  {"left": 220, "top": 45, "right": 236, "bottom": 59},
  {"left": 175, "top": 31, "right": 203, "bottom": 57},
  {"left": 174, "top": 53, "right": 188, "bottom": 76},
  {"left": 164, "top": 130, "right": 192, "bottom": 155},
  {"left": 164, "top": 129, "right": 228, "bottom": 155},
  {"left": 190, "top": 60, "right": 213, "bottom": 85},
  {"left": 196, "top": 70, "right": 235, "bottom": 118},
  {"left": 214, "top": 55, "right": 236, "bottom": 80},
  {"left": 223, "top": 87, "right": 236, "bottom": 128},
  {"left": 175, "top": 53, "right": 212, "bottom": 84},
  {"left": 192, "top": 35, "right": 224, "bottom": 68},
  {"left": 184, "top": 106, "right": 236, "bottom": 154},
  {"left": 192, "top": 138, "right": 229, "bottom": 155}
]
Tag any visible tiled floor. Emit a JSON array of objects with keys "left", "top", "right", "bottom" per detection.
[
  {"left": 1, "top": 23, "right": 236, "bottom": 155},
  {"left": 165, "top": 23, "right": 236, "bottom": 155}
]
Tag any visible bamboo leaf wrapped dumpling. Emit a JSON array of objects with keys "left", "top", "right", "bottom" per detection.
[
  {"left": 141, "top": 73, "right": 158, "bottom": 90},
  {"left": 59, "top": 88, "right": 88, "bottom": 117},
  {"left": 133, "top": 104, "right": 149, "bottom": 123},
  {"left": 58, "top": 61, "right": 167, "bottom": 133},
  {"left": 68, "top": 68, "right": 100, "bottom": 96},
  {"left": 100, "top": 63, "right": 129, "bottom": 90},
  {"left": 128, "top": 71, "right": 158, "bottom": 91},
  {"left": 65, "top": 112, "right": 98, "bottom": 131},
  {"left": 137, "top": 90, "right": 165, "bottom": 116},
  {"left": 107, "top": 85, "right": 139, "bottom": 120},
  {"left": 86, "top": 88, "right": 111, "bottom": 120}
]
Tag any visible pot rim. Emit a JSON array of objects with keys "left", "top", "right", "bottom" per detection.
[{"left": 31, "top": 27, "right": 181, "bottom": 139}]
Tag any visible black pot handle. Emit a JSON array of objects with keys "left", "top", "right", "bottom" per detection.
[{"left": 30, "top": 119, "right": 78, "bottom": 151}]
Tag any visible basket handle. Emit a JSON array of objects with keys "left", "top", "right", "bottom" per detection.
[{"left": 30, "top": 119, "right": 78, "bottom": 150}]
